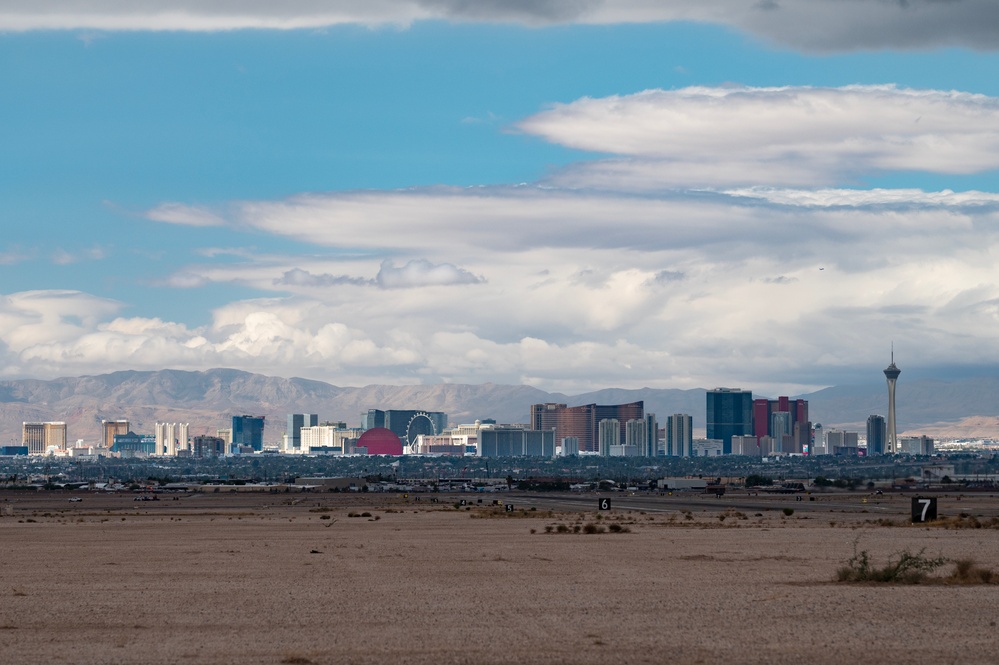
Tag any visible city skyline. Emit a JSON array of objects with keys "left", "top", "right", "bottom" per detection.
[{"left": 3, "top": 4, "right": 999, "bottom": 396}]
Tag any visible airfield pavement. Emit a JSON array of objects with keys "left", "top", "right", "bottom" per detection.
[{"left": 2, "top": 489, "right": 999, "bottom": 665}]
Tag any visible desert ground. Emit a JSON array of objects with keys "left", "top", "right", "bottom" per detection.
[{"left": 2, "top": 489, "right": 998, "bottom": 664}]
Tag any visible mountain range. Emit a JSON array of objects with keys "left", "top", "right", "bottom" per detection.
[{"left": 1, "top": 368, "right": 997, "bottom": 446}]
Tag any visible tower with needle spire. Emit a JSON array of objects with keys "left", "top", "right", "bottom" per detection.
[{"left": 883, "top": 345, "right": 901, "bottom": 454}]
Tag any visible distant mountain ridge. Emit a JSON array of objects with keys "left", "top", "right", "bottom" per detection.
[{"left": 0, "top": 368, "right": 996, "bottom": 445}]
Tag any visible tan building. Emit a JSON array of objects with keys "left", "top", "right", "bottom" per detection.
[
  {"left": 102, "top": 420, "right": 129, "bottom": 448},
  {"left": 23, "top": 422, "right": 68, "bottom": 455}
]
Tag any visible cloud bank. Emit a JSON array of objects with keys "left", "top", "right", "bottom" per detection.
[
  {"left": 8, "top": 84, "right": 999, "bottom": 393},
  {"left": 3, "top": 1, "right": 999, "bottom": 51},
  {"left": 519, "top": 86, "right": 999, "bottom": 189}
]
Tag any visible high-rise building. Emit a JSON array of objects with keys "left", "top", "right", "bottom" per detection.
[
  {"left": 899, "top": 435, "right": 933, "bottom": 455},
  {"left": 362, "top": 409, "right": 448, "bottom": 447},
  {"left": 622, "top": 418, "right": 646, "bottom": 457},
  {"left": 478, "top": 428, "right": 555, "bottom": 457},
  {"left": 884, "top": 351, "right": 901, "bottom": 454},
  {"left": 102, "top": 420, "right": 129, "bottom": 448},
  {"left": 531, "top": 403, "right": 566, "bottom": 432},
  {"left": 752, "top": 397, "right": 808, "bottom": 444},
  {"left": 155, "top": 423, "right": 189, "bottom": 456},
  {"left": 598, "top": 418, "right": 620, "bottom": 456},
  {"left": 232, "top": 415, "right": 265, "bottom": 452},
  {"left": 666, "top": 414, "right": 693, "bottom": 457},
  {"left": 826, "top": 430, "right": 860, "bottom": 455},
  {"left": 286, "top": 414, "right": 319, "bottom": 450},
  {"left": 866, "top": 415, "right": 887, "bottom": 456},
  {"left": 731, "top": 435, "right": 760, "bottom": 456},
  {"left": 300, "top": 423, "right": 363, "bottom": 454},
  {"left": 22, "top": 422, "right": 67, "bottom": 455},
  {"left": 644, "top": 413, "right": 659, "bottom": 457},
  {"left": 791, "top": 421, "right": 810, "bottom": 455},
  {"left": 812, "top": 424, "right": 825, "bottom": 455},
  {"left": 706, "top": 388, "right": 753, "bottom": 454},
  {"left": 529, "top": 402, "right": 644, "bottom": 454},
  {"left": 192, "top": 435, "right": 226, "bottom": 458},
  {"left": 770, "top": 411, "right": 791, "bottom": 452}
]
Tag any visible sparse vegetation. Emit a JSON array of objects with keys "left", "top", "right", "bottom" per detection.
[
  {"left": 946, "top": 559, "right": 997, "bottom": 584},
  {"left": 836, "top": 544, "right": 946, "bottom": 584},
  {"left": 782, "top": 508, "right": 794, "bottom": 517}
]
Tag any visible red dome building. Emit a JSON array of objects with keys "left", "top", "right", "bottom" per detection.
[{"left": 356, "top": 427, "right": 404, "bottom": 456}]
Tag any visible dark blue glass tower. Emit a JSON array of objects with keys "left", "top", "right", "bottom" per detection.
[
  {"left": 232, "top": 415, "right": 265, "bottom": 452},
  {"left": 706, "top": 388, "right": 753, "bottom": 454}
]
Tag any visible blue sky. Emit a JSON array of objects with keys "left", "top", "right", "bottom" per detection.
[{"left": 3, "top": 2, "right": 999, "bottom": 394}]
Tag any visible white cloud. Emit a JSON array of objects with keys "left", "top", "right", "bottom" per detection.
[
  {"left": 269, "top": 259, "right": 483, "bottom": 289},
  {"left": 3, "top": 1, "right": 999, "bottom": 51},
  {"left": 145, "top": 202, "right": 227, "bottom": 227},
  {"left": 17, "top": 84, "right": 999, "bottom": 392},
  {"left": 519, "top": 86, "right": 999, "bottom": 188},
  {"left": 375, "top": 259, "right": 483, "bottom": 288}
]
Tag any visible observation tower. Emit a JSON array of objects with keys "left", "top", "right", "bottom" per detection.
[{"left": 883, "top": 349, "right": 901, "bottom": 454}]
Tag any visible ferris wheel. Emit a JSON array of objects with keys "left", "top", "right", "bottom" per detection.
[{"left": 405, "top": 411, "right": 438, "bottom": 446}]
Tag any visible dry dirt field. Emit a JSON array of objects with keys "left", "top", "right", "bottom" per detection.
[{"left": 2, "top": 490, "right": 999, "bottom": 665}]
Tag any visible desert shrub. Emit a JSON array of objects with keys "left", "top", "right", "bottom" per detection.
[
  {"left": 607, "top": 523, "right": 630, "bottom": 533},
  {"left": 360, "top": 512, "right": 372, "bottom": 517},
  {"left": 347, "top": 512, "right": 360, "bottom": 518},
  {"left": 319, "top": 515, "right": 331, "bottom": 520},
  {"left": 837, "top": 546, "right": 946, "bottom": 584},
  {"left": 946, "top": 559, "right": 997, "bottom": 584},
  {"left": 556, "top": 524, "right": 570, "bottom": 534},
  {"left": 782, "top": 508, "right": 794, "bottom": 517},
  {"left": 572, "top": 524, "right": 581, "bottom": 533},
  {"left": 583, "top": 523, "right": 606, "bottom": 534}
]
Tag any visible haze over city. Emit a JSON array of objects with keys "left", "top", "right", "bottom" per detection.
[{"left": 3, "top": 2, "right": 999, "bottom": 397}]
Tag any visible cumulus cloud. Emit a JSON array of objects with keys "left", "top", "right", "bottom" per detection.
[
  {"left": 275, "top": 268, "right": 370, "bottom": 288},
  {"left": 2, "top": 1, "right": 998, "bottom": 51},
  {"left": 375, "top": 259, "right": 483, "bottom": 288},
  {"left": 271, "top": 260, "right": 482, "bottom": 290},
  {"left": 19, "top": 82, "right": 999, "bottom": 392},
  {"left": 520, "top": 86, "right": 999, "bottom": 189}
]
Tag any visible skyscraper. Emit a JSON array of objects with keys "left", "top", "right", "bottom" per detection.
[
  {"left": 155, "top": 422, "right": 189, "bottom": 456},
  {"left": 706, "top": 388, "right": 753, "bottom": 454},
  {"left": 884, "top": 351, "right": 901, "bottom": 454},
  {"left": 286, "top": 413, "right": 319, "bottom": 450},
  {"left": 22, "top": 422, "right": 67, "bottom": 455},
  {"left": 598, "top": 418, "right": 620, "bottom": 456},
  {"left": 102, "top": 420, "right": 129, "bottom": 448},
  {"left": 866, "top": 415, "right": 887, "bottom": 456},
  {"left": 644, "top": 413, "right": 659, "bottom": 457},
  {"left": 666, "top": 414, "right": 693, "bottom": 457},
  {"left": 232, "top": 415, "right": 265, "bottom": 452},
  {"left": 528, "top": 401, "right": 644, "bottom": 454}
]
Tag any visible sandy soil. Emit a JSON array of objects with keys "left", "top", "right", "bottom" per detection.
[{"left": 2, "top": 491, "right": 998, "bottom": 665}]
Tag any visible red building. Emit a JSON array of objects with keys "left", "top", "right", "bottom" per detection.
[{"left": 530, "top": 402, "right": 644, "bottom": 454}]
